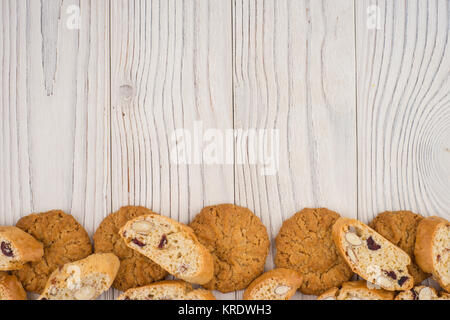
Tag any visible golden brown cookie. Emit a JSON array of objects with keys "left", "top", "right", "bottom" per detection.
[
  {"left": 370, "top": 210, "right": 429, "bottom": 284},
  {"left": 414, "top": 216, "right": 450, "bottom": 292},
  {"left": 0, "top": 272, "right": 27, "bottom": 300},
  {"left": 0, "top": 226, "right": 43, "bottom": 270},
  {"left": 275, "top": 208, "right": 353, "bottom": 296},
  {"left": 93, "top": 206, "right": 167, "bottom": 291},
  {"left": 117, "top": 280, "right": 216, "bottom": 300},
  {"left": 317, "top": 280, "right": 395, "bottom": 300},
  {"left": 332, "top": 217, "right": 414, "bottom": 291},
  {"left": 39, "top": 253, "right": 120, "bottom": 300},
  {"left": 243, "top": 268, "right": 303, "bottom": 300},
  {"left": 189, "top": 204, "right": 270, "bottom": 293},
  {"left": 395, "top": 285, "right": 450, "bottom": 300},
  {"left": 13, "top": 210, "right": 92, "bottom": 293}
]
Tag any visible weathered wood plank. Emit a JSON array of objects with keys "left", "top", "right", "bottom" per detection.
[
  {"left": 0, "top": 0, "right": 111, "bottom": 299},
  {"left": 233, "top": 0, "right": 357, "bottom": 299},
  {"left": 110, "top": 0, "right": 233, "bottom": 298},
  {"left": 356, "top": 0, "right": 450, "bottom": 222}
]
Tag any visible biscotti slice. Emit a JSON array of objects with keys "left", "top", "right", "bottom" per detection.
[
  {"left": 243, "top": 268, "right": 303, "bottom": 300},
  {"left": 395, "top": 285, "right": 450, "bottom": 300},
  {"left": 332, "top": 218, "right": 413, "bottom": 291},
  {"left": 117, "top": 280, "right": 216, "bottom": 300},
  {"left": 317, "top": 281, "right": 394, "bottom": 300},
  {"left": 0, "top": 272, "right": 27, "bottom": 300},
  {"left": 39, "top": 253, "right": 119, "bottom": 300},
  {"left": 120, "top": 213, "right": 214, "bottom": 285},
  {"left": 414, "top": 216, "right": 450, "bottom": 292},
  {"left": 0, "top": 226, "right": 43, "bottom": 271}
]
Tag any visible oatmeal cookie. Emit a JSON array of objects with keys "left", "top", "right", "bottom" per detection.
[
  {"left": 275, "top": 208, "right": 353, "bottom": 295},
  {"left": 13, "top": 210, "right": 92, "bottom": 293},
  {"left": 189, "top": 204, "right": 270, "bottom": 293}
]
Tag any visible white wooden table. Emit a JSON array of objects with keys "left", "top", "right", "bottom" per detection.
[{"left": 1, "top": 0, "right": 449, "bottom": 300}]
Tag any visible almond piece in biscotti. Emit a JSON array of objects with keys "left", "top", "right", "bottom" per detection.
[{"left": 345, "top": 232, "right": 362, "bottom": 246}]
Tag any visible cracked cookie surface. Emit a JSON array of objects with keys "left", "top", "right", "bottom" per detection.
[
  {"left": 13, "top": 210, "right": 92, "bottom": 293},
  {"left": 370, "top": 210, "right": 429, "bottom": 284},
  {"left": 93, "top": 206, "right": 167, "bottom": 291},
  {"left": 275, "top": 208, "right": 353, "bottom": 296},
  {"left": 189, "top": 204, "right": 270, "bottom": 293}
]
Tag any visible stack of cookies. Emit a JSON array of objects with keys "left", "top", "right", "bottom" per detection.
[{"left": 0, "top": 205, "right": 448, "bottom": 300}]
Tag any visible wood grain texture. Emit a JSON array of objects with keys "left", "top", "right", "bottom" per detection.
[
  {"left": 0, "top": 0, "right": 111, "bottom": 298},
  {"left": 356, "top": 0, "right": 450, "bottom": 222},
  {"left": 233, "top": 0, "right": 357, "bottom": 299},
  {"left": 110, "top": 0, "right": 234, "bottom": 298},
  {"left": 1, "top": 0, "right": 450, "bottom": 301}
]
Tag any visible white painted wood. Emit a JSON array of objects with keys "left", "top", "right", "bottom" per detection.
[
  {"left": 232, "top": 0, "right": 357, "bottom": 300},
  {"left": 356, "top": 0, "right": 450, "bottom": 222},
  {"left": 1, "top": 0, "right": 449, "bottom": 301},
  {"left": 110, "top": 0, "right": 234, "bottom": 299},
  {"left": 0, "top": 0, "right": 111, "bottom": 299}
]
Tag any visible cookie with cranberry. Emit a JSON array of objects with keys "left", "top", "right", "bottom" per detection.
[
  {"left": 333, "top": 217, "right": 414, "bottom": 291},
  {"left": 120, "top": 211, "right": 214, "bottom": 285},
  {"left": 93, "top": 206, "right": 167, "bottom": 291},
  {"left": 13, "top": 210, "right": 92, "bottom": 293},
  {"left": 189, "top": 204, "right": 270, "bottom": 292},
  {"left": 275, "top": 208, "right": 353, "bottom": 295},
  {"left": 370, "top": 210, "right": 429, "bottom": 284},
  {"left": 0, "top": 226, "right": 43, "bottom": 271}
]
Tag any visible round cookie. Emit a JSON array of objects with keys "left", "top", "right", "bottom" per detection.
[
  {"left": 93, "top": 206, "right": 167, "bottom": 291},
  {"left": 369, "top": 210, "right": 429, "bottom": 284},
  {"left": 275, "top": 208, "right": 353, "bottom": 296},
  {"left": 189, "top": 204, "right": 270, "bottom": 293},
  {"left": 13, "top": 210, "right": 92, "bottom": 293}
]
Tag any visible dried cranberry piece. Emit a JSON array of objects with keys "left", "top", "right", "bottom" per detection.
[
  {"left": 1, "top": 241, "right": 13, "bottom": 257},
  {"left": 366, "top": 236, "right": 381, "bottom": 250},
  {"left": 132, "top": 238, "right": 145, "bottom": 247},
  {"left": 385, "top": 271, "right": 397, "bottom": 280},
  {"left": 158, "top": 234, "right": 168, "bottom": 249},
  {"left": 398, "top": 276, "right": 409, "bottom": 286},
  {"left": 437, "top": 254, "right": 441, "bottom": 262},
  {"left": 178, "top": 264, "right": 188, "bottom": 274}
]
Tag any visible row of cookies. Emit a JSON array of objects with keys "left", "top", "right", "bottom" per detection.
[
  {"left": 0, "top": 205, "right": 448, "bottom": 300},
  {"left": 274, "top": 208, "right": 449, "bottom": 300},
  {"left": 0, "top": 204, "right": 302, "bottom": 300},
  {"left": 0, "top": 205, "right": 270, "bottom": 299},
  {"left": 317, "top": 281, "right": 450, "bottom": 300},
  {"left": 0, "top": 211, "right": 122, "bottom": 299}
]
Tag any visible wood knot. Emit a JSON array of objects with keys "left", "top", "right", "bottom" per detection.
[{"left": 119, "top": 84, "right": 135, "bottom": 101}]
